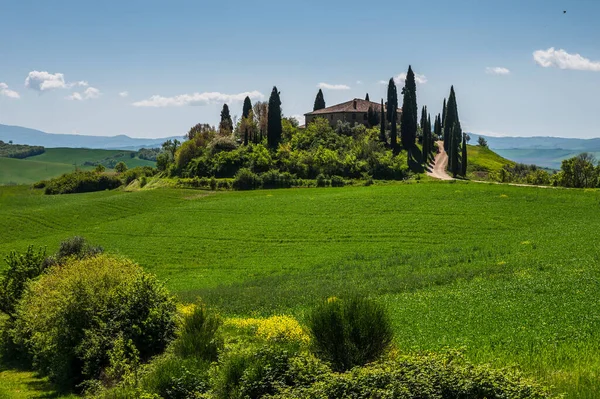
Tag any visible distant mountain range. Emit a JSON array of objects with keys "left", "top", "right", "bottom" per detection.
[
  {"left": 468, "top": 133, "right": 600, "bottom": 169},
  {"left": 0, "top": 124, "right": 179, "bottom": 151}
]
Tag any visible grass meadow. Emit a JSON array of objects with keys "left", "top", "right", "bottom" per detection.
[
  {"left": 0, "top": 148, "right": 155, "bottom": 185},
  {"left": 0, "top": 181, "right": 599, "bottom": 397}
]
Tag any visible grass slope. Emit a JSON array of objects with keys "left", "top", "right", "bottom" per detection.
[
  {"left": 467, "top": 144, "right": 515, "bottom": 179},
  {"left": 0, "top": 148, "right": 155, "bottom": 185},
  {"left": 0, "top": 182, "right": 599, "bottom": 397},
  {"left": 0, "top": 158, "right": 76, "bottom": 185}
]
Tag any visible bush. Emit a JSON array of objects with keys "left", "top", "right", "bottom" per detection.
[
  {"left": 43, "top": 171, "right": 122, "bottom": 195},
  {"left": 115, "top": 162, "right": 128, "bottom": 173},
  {"left": 213, "top": 346, "right": 325, "bottom": 399},
  {"left": 139, "top": 356, "right": 210, "bottom": 399},
  {"left": 209, "top": 136, "right": 238, "bottom": 154},
  {"left": 172, "top": 303, "right": 222, "bottom": 361},
  {"left": 316, "top": 174, "right": 328, "bottom": 188},
  {"left": 260, "top": 170, "right": 295, "bottom": 189},
  {"left": 330, "top": 175, "right": 344, "bottom": 187},
  {"left": 11, "top": 255, "right": 177, "bottom": 390},
  {"left": 307, "top": 296, "right": 393, "bottom": 372},
  {"left": 268, "top": 352, "right": 554, "bottom": 399},
  {"left": 55, "top": 236, "right": 103, "bottom": 262},
  {"left": 0, "top": 246, "right": 48, "bottom": 319},
  {"left": 232, "top": 168, "right": 260, "bottom": 190}
]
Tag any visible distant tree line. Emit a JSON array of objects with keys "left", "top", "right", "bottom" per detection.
[{"left": 0, "top": 140, "right": 45, "bottom": 159}]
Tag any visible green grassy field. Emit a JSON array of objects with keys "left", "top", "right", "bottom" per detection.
[
  {"left": 467, "top": 144, "right": 515, "bottom": 179},
  {"left": 0, "top": 148, "right": 155, "bottom": 185},
  {"left": 0, "top": 182, "right": 599, "bottom": 398}
]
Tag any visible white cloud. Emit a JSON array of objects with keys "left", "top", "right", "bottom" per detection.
[
  {"left": 0, "top": 83, "right": 20, "bottom": 99},
  {"left": 119, "top": 91, "right": 129, "bottom": 98},
  {"left": 378, "top": 80, "right": 389, "bottom": 85},
  {"left": 317, "top": 83, "right": 351, "bottom": 90},
  {"left": 132, "top": 90, "right": 264, "bottom": 108},
  {"left": 25, "top": 71, "right": 67, "bottom": 91},
  {"left": 67, "top": 92, "right": 83, "bottom": 101},
  {"left": 356, "top": 80, "right": 363, "bottom": 85},
  {"left": 486, "top": 67, "right": 510, "bottom": 75},
  {"left": 68, "top": 81, "right": 89, "bottom": 88},
  {"left": 67, "top": 87, "right": 101, "bottom": 101},
  {"left": 533, "top": 47, "right": 600, "bottom": 71},
  {"left": 394, "top": 73, "right": 428, "bottom": 85}
]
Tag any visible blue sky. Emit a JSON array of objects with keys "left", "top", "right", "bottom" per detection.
[{"left": 1, "top": 0, "right": 599, "bottom": 139}]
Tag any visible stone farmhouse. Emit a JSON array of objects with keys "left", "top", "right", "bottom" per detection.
[{"left": 304, "top": 98, "right": 402, "bottom": 128}]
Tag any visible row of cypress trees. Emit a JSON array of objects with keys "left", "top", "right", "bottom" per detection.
[{"left": 441, "top": 86, "right": 467, "bottom": 177}]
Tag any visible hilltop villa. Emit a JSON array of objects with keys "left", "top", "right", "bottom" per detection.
[{"left": 304, "top": 98, "right": 402, "bottom": 128}]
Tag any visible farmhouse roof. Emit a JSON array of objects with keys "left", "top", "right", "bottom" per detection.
[{"left": 304, "top": 98, "right": 401, "bottom": 116}]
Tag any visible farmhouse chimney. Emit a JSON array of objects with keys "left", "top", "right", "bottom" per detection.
[{"left": 353, "top": 99, "right": 357, "bottom": 109}]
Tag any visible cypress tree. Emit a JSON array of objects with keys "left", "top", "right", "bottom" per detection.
[
  {"left": 443, "top": 87, "right": 460, "bottom": 153},
  {"left": 461, "top": 133, "right": 468, "bottom": 176},
  {"left": 386, "top": 78, "right": 398, "bottom": 151},
  {"left": 379, "top": 99, "right": 386, "bottom": 144},
  {"left": 400, "top": 65, "right": 418, "bottom": 148},
  {"left": 367, "top": 106, "right": 379, "bottom": 128},
  {"left": 313, "top": 89, "right": 326, "bottom": 111},
  {"left": 427, "top": 114, "right": 432, "bottom": 157},
  {"left": 365, "top": 93, "right": 370, "bottom": 101},
  {"left": 242, "top": 96, "right": 252, "bottom": 119},
  {"left": 449, "top": 123, "right": 461, "bottom": 176},
  {"left": 442, "top": 98, "right": 447, "bottom": 129},
  {"left": 267, "top": 86, "right": 282, "bottom": 150},
  {"left": 219, "top": 104, "right": 233, "bottom": 135}
]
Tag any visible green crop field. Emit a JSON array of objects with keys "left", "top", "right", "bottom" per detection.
[
  {"left": 0, "top": 148, "right": 155, "bottom": 185},
  {"left": 0, "top": 182, "right": 599, "bottom": 398}
]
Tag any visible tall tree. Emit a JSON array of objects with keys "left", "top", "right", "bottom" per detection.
[
  {"left": 253, "top": 101, "right": 268, "bottom": 144},
  {"left": 379, "top": 99, "right": 387, "bottom": 144},
  {"left": 449, "top": 122, "right": 461, "bottom": 176},
  {"left": 242, "top": 96, "right": 252, "bottom": 119},
  {"left": 219, "top": 104, "right": 233, "bottom": 135},
  {"left": 386, "top": 78, "right": 398, "bottom": 151},
  {"left": 400, "top": 66, "right": 418, "bottom": 148},
  {"left": 313, "top": 89, "right": 326, "bottom": 111},
  {"left": 441, "top": 98, "right": 447, "bottom": 130},
  {"left": 443, "top": 87, "right": 460, "bottom": 152},
  {"left": 367, "top": 106, "right": 379, "bottom": 127},
  {"left": 365, "top": 93, "right": 370, "bottom": 101},
  {"left": 461, "top": 133, "right": 468, "bottom": 176},
  {"left": 267, "top": 86, "right": 282, "bottom": 149}
]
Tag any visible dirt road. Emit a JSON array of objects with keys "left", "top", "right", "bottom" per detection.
[{"left": 427, "top": 141, "right": 453, "bottom": 180}]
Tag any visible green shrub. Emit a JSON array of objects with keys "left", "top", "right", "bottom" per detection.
[
  {"left": 140, "top": 356, "right": 210, "bottom": 399},
  {"left": 140, "top": 176, "right": 148, "bottom": 187},
  {"left": 43, "top": 171, "right": 122, "bottom": 195},
  {"left": 173, "top": 303, "right": 222, "bottom": 361},
  {"left": 12, "top": 255, "right": 177, "bottom": 390},
  {"left": 121, "top": 166, "right": 155, "bottom": 185},
  {"left": 32, "top": 180, "right": 47, "bottom": 189},
  {"left": 0, "top": 246, "right": 48, "bottom": 319},
  {"left": 233, "top": 168, "right": 260, "bottom": 190},
  {"left": 316, "top": 174, "right": 328, "bottom": 188},
  {"left": 115, "top": 162, "right": 128, "bottom": 173},
  {"left": 260, "top": 170, "right": 295, "bottom": 189},
  {"left": 210, "top": 177, "right": 217, "bottom": 190},
  {"left": 269, "top": 352, "right": 555, "bottom": 399},
  {"left": 330, "top": 175, "right": 344, "bottom": 187},
  {"left": 213, "top": 346, "right": 325, "bottom": 399},
  {"left": 55, "top": 236, "right": 103, "bottom": 262},
  {"left": 307, "top": 296, "right": 393, "bottom": 372}
]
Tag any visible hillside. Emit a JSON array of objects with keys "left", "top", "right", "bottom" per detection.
[
  {"left": 469, "top": 133, "right": 600, "bottom": 169},
  {"left": 465, "top": 144, "right": 515, "bottom": 180},
  {"left": 0, "top": 148, "right": 155, "bottom": 185},
  {"left": 0, "top": 182, "right": 598, "bottom": 398},
  {"left": 0, "top": 123, "right": 177, "bottom": 150}
]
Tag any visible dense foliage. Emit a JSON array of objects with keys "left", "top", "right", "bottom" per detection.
[
  {"left": 136, "top": 147, "right": 161, "bottom": 161},
  {"left": 10, "top": 254, "right": 177, "bottom": 390},
  {"left": 36, "top": 166, "right": 155, "bottom": 194},
  {"left": 168, "top": 118, "right": 410, "bottom": 184},
  {"left": 0, "top": 140, "right": 45, "bottom": 159},
  {"left": 308, "top": 296, "right": 393, "bottom": 371}
]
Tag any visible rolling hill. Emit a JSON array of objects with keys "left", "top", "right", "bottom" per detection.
[
  {"left": 0, "top": 124, "right": 177, "bottom": 150},
  {"left": 0, "top": 148, "right": 155, "bottom": 185},
  {"left": 469, "top": 133, "right": 600, "bottom": 169}
]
